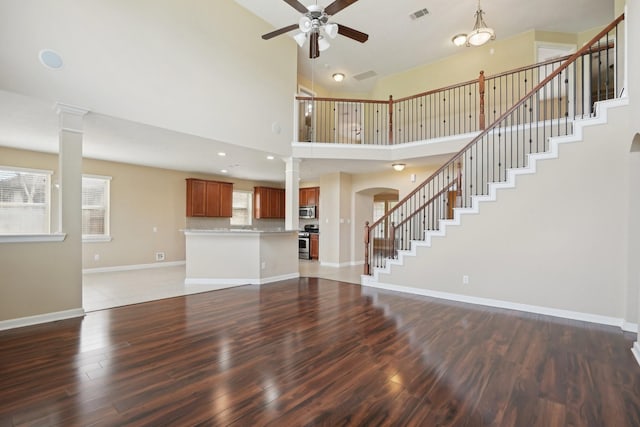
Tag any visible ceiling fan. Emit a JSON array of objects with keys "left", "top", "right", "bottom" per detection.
[{"left": 261, "top": 0, "right": 369, "bottom": 59}]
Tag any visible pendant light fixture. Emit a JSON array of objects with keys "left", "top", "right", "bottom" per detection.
[
  {"left": 452, "top": 0, "right": 496, "bottom": 47},
  {"left": 466, "top": 0, "right": 495, "bottom": 46}
]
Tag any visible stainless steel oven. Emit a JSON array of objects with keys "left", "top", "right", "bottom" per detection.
[{"left": 298, "top": 232, "right": 310, "bottom": 259}]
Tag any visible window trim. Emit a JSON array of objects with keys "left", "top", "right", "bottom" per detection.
[{"left": 82, "top": 174, "right": 112, "bottom": 243}]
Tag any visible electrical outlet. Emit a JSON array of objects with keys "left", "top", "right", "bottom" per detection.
[
  {"left": 155, "top": 252, "right": 165, "bottom": 262},
  {"left": 94, "top": 254, "right": 100, "bottom": 261},
  {"left": 462, "top": 275, "right": 469, "bottom": 285}
]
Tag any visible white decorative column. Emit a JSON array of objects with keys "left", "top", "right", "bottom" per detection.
[
  {"left": 284, "top": 157, "right": 301, "bottom": 231},
  {"left": 55, "top": 103, "right": 88, "bottom": 309},
  {"left": 55, "top": 103, "right": 88, "bottom": 234}
]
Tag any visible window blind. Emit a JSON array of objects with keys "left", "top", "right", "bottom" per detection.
[{"left": 0, "top": 168, "right": 51, "bottom": 234}]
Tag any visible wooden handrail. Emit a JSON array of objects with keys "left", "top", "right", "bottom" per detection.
[
  {"left": 392, "top": 179, "right": 459, "bottom": 230},
  {"left": 393, "top": 78, "right": 479, "bottom": 103},
  {"left": 366, "top": 13, "right": 624, "bottom": 234},
  {"left": 485, "top": 41, "right": 615, "bottom": 80},
  {"left": 295, "top": 96, "right": 387, "bottom": 104}
]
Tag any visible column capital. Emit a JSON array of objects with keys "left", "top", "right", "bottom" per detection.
[
  {"left": 54, "top": 102, "right": 89, "bottom": 117},
  {"left": 53, "top": 103, "right": 89, "bottom": 134},
  {"left": 284, "top": 157, "right": 301, "bottom": 172}
]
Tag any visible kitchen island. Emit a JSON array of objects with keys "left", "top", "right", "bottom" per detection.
[{"left": 183, "top": 229, "right": 299, "bottom": 287}]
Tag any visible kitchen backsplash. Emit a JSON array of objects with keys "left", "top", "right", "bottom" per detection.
[
  {"left": 186, "top": 217, "right": 231, "bottom": 230},
  {"left": 185, "top": 217, "right": 286, "bottom": 230}
]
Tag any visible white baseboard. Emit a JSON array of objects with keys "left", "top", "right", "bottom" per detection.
[
  {"left": 320, "top": 261, "right": 364, "bottom": 268},
  {"left": 185, "top": 272, "right": 299, "bottom": 287},
  {"left": 0, "top": 308, "right": 85, "bottom": 331},
  {"left": 623, "top": 321, "right": 639, "bottom": 333},
  {"left": 362, "top": 279, "right": 634, "bottom": 332},
  {"left": 632, "top": 342, "right": 640, "bottom": 368},
  {"left": 83, "top": 260, "right": 186, "bottom": 274}
]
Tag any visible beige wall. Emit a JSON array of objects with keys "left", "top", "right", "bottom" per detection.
[
  {"left": 370, "top": 31, "right": 536, "bottom": 100},
  {"left": 375, "top": 102, "right": 632, "bottom": 321},
  {"left": 0, "top": 131, "right": 84, "bottom": 323},
  {"left": 0, "top": 146, "right": 286, "bottom": 271},
  {"left": 625, "top": 0, "right": 640, "bottom": 334}
]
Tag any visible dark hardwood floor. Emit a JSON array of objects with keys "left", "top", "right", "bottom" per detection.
[{"left": 1, "top": 278, "right": 639, "bottom": 426}]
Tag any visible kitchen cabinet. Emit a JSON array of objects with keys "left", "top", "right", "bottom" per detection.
[
  {"left": 299, "top": 187, "right": 319, "bottom": 207},
  {"left": 310, "top": 233, "right": 319, "bottom": 260},
  {"left": 254, "top": 186, "right": 285, "bottom": 219},
  {"left": 186, "top": 178, "right": 233, "bottom": 217}
]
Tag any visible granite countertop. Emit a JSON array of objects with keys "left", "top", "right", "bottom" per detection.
[{"left": 183, "top": 229, "right": 296, "bottom": 235}]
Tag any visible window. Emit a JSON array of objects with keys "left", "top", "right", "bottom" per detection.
[
  {"left": 373, "top": 199, "right": 398, "bottom": 236},
  {"left": 230, "top": 190, "right": 252, "bottom": 226},
  {"left": 0, "top": 167, "right": 51, "bottom": 234},
  {"left": 82, "top": 175, "right": 111, "bottom": 241}
]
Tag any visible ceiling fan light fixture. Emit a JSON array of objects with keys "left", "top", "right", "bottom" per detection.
[
  {"left": 299, "top": 16, "right": 312, "bottom": 33},
  {"left": 318, "top": 37, "right": 330, "bottom": 51},
  {"left": 452, "top": 33, "right": 467, "bottom": 47},
  {"left": 262, "top": 0, "right": 369, "bottom": 60},
  {"left": 332, "top": 72, "right": 345, "bottom": 82},
  {"left": 324, "top": 23, "right": 338, "bottom": 39},
  {"left": 294, "top": 32, "right": 307, "bottom": 47},
  {"left": 466, "top": 1, "right": 495, "bottom": 47}
]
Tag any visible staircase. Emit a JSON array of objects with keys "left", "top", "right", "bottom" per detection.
[{"left": 362, "top": 14, "right": 628, "bottom": 323}]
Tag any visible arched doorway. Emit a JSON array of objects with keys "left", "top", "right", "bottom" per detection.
[{"left": 353, "top": 187, "right": 399, "bottom": 265}]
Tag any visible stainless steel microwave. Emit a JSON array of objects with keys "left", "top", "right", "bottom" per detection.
[{"left": 299, "top": 205, "right": 316, "bottom": 219}]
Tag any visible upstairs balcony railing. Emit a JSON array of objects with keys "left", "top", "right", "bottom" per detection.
[
  {"left": 363, "top": 13, "right": 625, "bottom": 275},
  {"left": 295, "top": 29, "right": 621, "bottom": 147}
]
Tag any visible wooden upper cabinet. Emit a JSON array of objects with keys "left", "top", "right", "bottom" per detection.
[
  {"left": 187, "top": 179, "right": 207, "bottom": 217},
  {"left": 299, "top": 187, "right": 319, "bottom": 207},
  {"left": 186, "top": 179, "right": 233, "bottom": 217},
  {"left": 254, "top": 186, "right": 285, "bottom": 219},
  {"left": 300, "top": 187, "right": 319, "bottom": 207},
  {"left": 219, "top": 183, "right": 233, "bottom": 217}
]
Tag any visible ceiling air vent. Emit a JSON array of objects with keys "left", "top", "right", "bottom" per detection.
[
  {"left": 353, "top": 70, "right": 378, "bottom": 81},
  {"left": 409, "top": 8, "right": 429, "bottom": 20}
]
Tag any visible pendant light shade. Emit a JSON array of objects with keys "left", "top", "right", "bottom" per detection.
[
  {"left": 324, "top": 23, "right": 338, "bottom": 39},
  {"left": 452, "top": 0, "right": 495, "bottom": 47},
  {"left": 466, "top": 1, "right": 495, "bottom": 46},
  {"left": 299, "top": 16, "right": 312, "bottom": 33}
]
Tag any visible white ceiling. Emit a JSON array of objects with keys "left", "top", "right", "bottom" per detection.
[
  {"left": 236, "top": 0, "right": 614, "bottom": 93},
  {"left": 0, "top": 0, "right": 614, "bottom": 183}
]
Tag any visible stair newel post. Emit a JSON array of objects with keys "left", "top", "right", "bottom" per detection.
[
  {"left": 364, "top": 221, "right": 370, "bottom": 275},
  {"left": 479, "top": 70, "right": 486, "bottom": 131},
  {"left": 388, "top": 95, "right": 394, "bottom": 145}
]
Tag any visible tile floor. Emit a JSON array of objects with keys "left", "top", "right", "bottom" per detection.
[{"left": 83, "top": 261, "right": 364, "bottom": 312}]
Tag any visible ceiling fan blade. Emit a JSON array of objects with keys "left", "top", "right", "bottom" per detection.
[
  {"left": 337, "top": 24, "right": 369, "bottom": 43},
  {"left": 262, "top": 24, "right": 299, "bottom": 40},
  {"left": 324, "top": 0, "right": 359, "bottom": 16},
  {"left": 309, "top": 31, "right": 320, "bottom": 59},
  {"left": 283, "top": 0, "right": 308, "bottom": 14}
]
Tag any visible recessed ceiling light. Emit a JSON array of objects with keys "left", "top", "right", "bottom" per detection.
[
  {"left": 39, "top": 49, "right": 63, "bottom": 70},
  {"left": 221, "top": 169, "right": 228, "bottom": 173},
  {"left": 267, "top": 155, "right": 275, "bottom": 160},
  {"left": 218, "top": 152, "right": 226, "bottom": 156}
]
